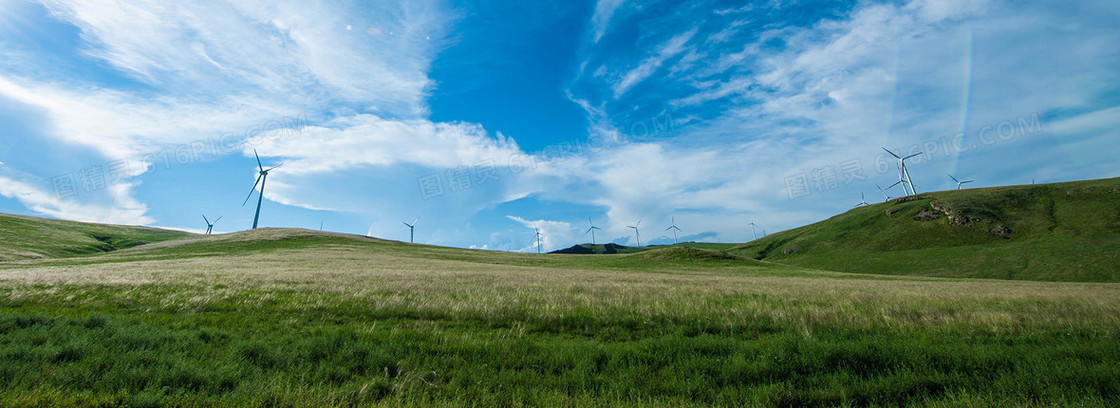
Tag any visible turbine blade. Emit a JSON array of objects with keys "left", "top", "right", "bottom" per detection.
[
  {"left": 585, "top": 227, "right": 593, "bottom": 235},
  {"left": 902, "top": 152, "right": 922, "bottom": 160},
  {"left": 267, "top": 163, "right": 284, "bottom": 172},
  {"left": 202, "top": 214, "right": 210, "bottom": 224},
  {"left": 881, "top": 147, "right": 901, "bottom": 159},
  {"left": 413, "top": 217, "right": 420, "bottom": 226},
  {"left": 963, "top": 180, "right": 974, "bottom": 183},
  {"left": 254, "top": 150, "right": 264, "bottom": 171},
  {"left": 214, "top": 216, "right": 222, "bottom": 223},
  {"left": 948, "top": 174, "right": 959, "bottom": 183},
  {"left": 243, "top": 174, "right": 263, "bottom": 205},
  {"left": 887, "top": 180, "right": 902, "bottom": 189}
]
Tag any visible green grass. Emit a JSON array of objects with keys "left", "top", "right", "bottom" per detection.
[
  {"left": 0, "top": 213, "right": 188, "bottom": 262},
  {"left": 732, "top": 178, "right": 1120, "bottom": 282},
  {"left": 0, "top": 178, "right": 1119, "bottom": 406}
]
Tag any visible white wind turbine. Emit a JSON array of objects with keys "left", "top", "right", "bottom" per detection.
[
  {"left": 948, "top": 174, "right": 974, "bottom": 190},
  {"left": 534, "top": 229, "right": 543, "bottom": 254},
  {"left": 876, "top": 184, "right": 893, "bottom": 202},
  {"left": 748, "top": 222, "right": 761, "bottom": 241},
  {"left": 243, "top": 150, "right": 282, "bottom": 229},
  {"left": 202, "top": 214, "right": 221, "bottom": 235},
  {"left": 403, "top": 217, "right": 420, "bottom": 243},
  {"left": 665, "top": 217, "right": 682, "bottom": 244},
  {"left": 882, "top": 148, "right": 921, "bottom": 196},
  {"left": 854, "top": 192, "right": 869, "bottom": 208},
  {"left": 585, "top": 218, "right": 602, "bottom": 245},
  {"left": 627, "top": 219, "right": 642, "bottom": 247}
]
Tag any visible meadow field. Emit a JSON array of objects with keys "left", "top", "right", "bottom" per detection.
[{"left": 1, "top": 229, "right": 1118, "bottom": 407}]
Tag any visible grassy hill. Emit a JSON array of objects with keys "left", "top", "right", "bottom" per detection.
[
  {"left": 731, "top": 177, "right": 1120, "bottom": 282},
  {"left": 0, "top": 213, "right": 189, "bottom": 262}
]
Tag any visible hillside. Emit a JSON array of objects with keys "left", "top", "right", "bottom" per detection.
[
  {"left": 731, "top": 177, "right": 1120, "bottom": 282},
  {"left": 0, "top": 213, "right": 189, "bottom": 262}
]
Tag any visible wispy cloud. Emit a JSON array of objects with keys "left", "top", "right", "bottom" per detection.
[
  {"left": 612, "top": 28, "right": 697, "bottom": 99},
  {"left": 0, "top": 175, "right": 151, "bottom": 225},
  {"left": 590, "top": 0, "right": 625, "bottom": 42}
]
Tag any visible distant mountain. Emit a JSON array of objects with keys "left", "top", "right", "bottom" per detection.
[{"left": 550, "top": 243, "right": 632, "bottom": 254}]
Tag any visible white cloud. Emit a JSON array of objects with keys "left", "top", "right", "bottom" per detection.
[
  {"left": 506, "top": 215, "right": 577, "bottom": 252},
  {"left": 36, "top": 0, "right": 444, "bottom": 114},
  {"left": 612, "top": 28, "right": 697, "bottom": 98},
  {"left": 0, "top": 176, "right": 151, "bottom": 225},
  {"left": 590, "top": 0, "right": 625, "bottom": 42},
  {"left": 245, "top": 114, "right": 526, "bottom": 175}
]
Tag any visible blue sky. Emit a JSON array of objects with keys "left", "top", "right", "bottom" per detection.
[{"left": 0, "top": 0, "right": 1117, "bottom": 252}]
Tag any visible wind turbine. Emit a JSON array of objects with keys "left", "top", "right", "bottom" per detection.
[
  {"left": 403, "top": 217, "right": 419, "bottom": 243},
  {"left": 585, "top": 218, "right": 602, "bottom": 245},
  {"left": 665, "top": 217, "right": 682, "bottom": 244},
  {"left": 202, "top": 214, "right": 221, "bottom": 235},
  {"left": 243, "top": 150, "right": 282, "bottom": 229},
  {"left": 882, "top": 148, "right": 921, "bottom": 196},
  {"left": 535, "top": 229, "right": 543, "bottom": 254},
  {"left": 748, "top": 222, "right": 760, "bottom": 241},
  {"left": 948, "top": 174, "right": 974, "bottom": 190},
  {"left": 627, "top": 219, "right": 642, "bottom": 247},
  {"left": 854, "top": 192, "right": 869, "bottom": 208},
  {"left": 876, "top": 184, "right": 893, "bottom": 202}
]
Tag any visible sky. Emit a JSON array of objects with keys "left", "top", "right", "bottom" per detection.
[{"left": 0, "top": 0, "right": 1117, "bottom": 252}]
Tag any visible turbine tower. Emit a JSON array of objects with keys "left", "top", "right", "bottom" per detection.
[
  {"left": 748, "top": 222, "right": 760, "bottom": 241},
  {"left": 403, "top": 217, "right": 420, "bottom": 243},
  {"left": 882, "top": 148, "right": 921, "bottom": 196},
  {"left": 948, "top": 174, "right": 974, "bottom": 190},
  {"left": 535, "top": 229, "right": 543, "bottom": 254},
  {"left": 665, "top": 217, "right": 682, "bottom": 244},
  {"left": 854, "top": 192, "right": 869, "bottom": 208},
  {"left": 585, "top": 218, "right": 602, "bottom": 245},
  {"left": 243, "top": 150, "right": 282, "bottom": 229},
  {"left": 202, "top": 214, "right": 221, "bottom": 235},
  {"left": 627, "top": 219, "right": 642, "bottom": 247}
]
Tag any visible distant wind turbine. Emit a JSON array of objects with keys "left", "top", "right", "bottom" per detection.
[
  {"left": 627, "top": 219, "right": 642, "bottom": 247},
  {"left": 535, "top": 229, "right": 543, "bottom": 254},
  {"left": 585, "top": 218, "right": 602, "bottom": 245},
  {"left": 403, "top": 217, "right": 420, "bottom": 243},
  {"left": 665, "top": 217, "right": 682, "bottom": 244},
  {"left": 876, "top": 184, "right": 893, "bottom": 202},
  {"left": 882, "top": 148, "right": 921, "bottom": 196},
  {"left": 854, "top": 192, "right": 869, "bottom": 208},
  {"left": 243, "top": 150, "right": 282, "bottom": 229},
  {"left": 202, "top": 214, "right": 221, "bottom": 235},
  {"left": 947, "top": 174, "right": 974, "bottom": 190},
  {"left": 748, "top": 222, "right": 761, "bottom": 241}
]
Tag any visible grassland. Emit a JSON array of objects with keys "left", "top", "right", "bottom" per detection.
[
  {"left": 0, "top": 213, "right": 189, "bottom": 262},
  {"left": 732, "top": 178, "right": 1120, "bottom": 282},
  {"left": 1, "top": 176, "right": 1119, "bottom": 407},
  {"left": 0, "top": 224, "right": 1117, "bottom": 406}
]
